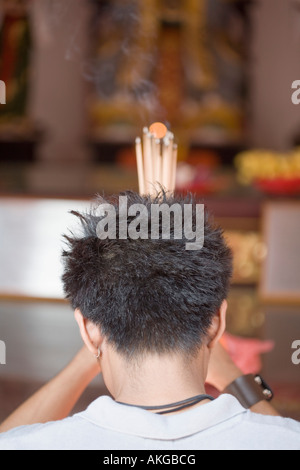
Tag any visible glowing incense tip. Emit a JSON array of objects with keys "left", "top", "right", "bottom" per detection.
[{"left": 149, "top": 122, "right": 168, "bottom": 140}]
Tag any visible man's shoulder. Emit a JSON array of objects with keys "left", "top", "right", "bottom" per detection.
[
  {"left": 0, "top": 415, "right": 86, "bottom": 450},
  {"left": 237, "top": 409, "right": 300, "bottom": 448},
  {"left": 245, "top": 409, "right": 300, "bottom": 431},
  {"left": 204, "top": 395, "right": 300, "bottom": 449}
]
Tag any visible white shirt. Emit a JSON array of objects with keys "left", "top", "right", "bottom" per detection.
[{"left": 0, "top": 394, "right": 299, "bottom": 450}]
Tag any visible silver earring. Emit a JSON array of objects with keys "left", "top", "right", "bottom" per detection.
[{"left": 95, "top": 348, "right": 101, "bottom": 359}]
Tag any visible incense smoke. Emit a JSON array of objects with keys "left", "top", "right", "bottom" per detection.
[{"left": 40, "top": 0, "right": 163, "bottom": 123}]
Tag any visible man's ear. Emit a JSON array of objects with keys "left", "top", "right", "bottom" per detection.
[
  {"left": 74, "top": 308, "right": 102, "bottom": 356},
  {"left": 207, "top": 300, "right": 227, "bottom": 349}
]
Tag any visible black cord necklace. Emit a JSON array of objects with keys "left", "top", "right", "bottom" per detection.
[{"left": 116, "top": 394, "right": 215, "bottom": 415}]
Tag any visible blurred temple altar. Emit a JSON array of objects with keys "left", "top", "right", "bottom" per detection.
[
  {"left": 0, "top": 0, "right": 32, "bottom": 121},
  {"left": 88, "top": 0, "right": 251, "bottom": 152},
  {"left": 0, "top": 0, "right": 42, "bottom": 161}
]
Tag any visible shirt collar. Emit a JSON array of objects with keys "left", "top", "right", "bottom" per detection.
[{"left": 79, "top": 394, "right": 246, "bottom": 441}]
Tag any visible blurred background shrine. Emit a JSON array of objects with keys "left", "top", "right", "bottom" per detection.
[{"left": 0, "top": 0, "right": 299, "bottom": 423}]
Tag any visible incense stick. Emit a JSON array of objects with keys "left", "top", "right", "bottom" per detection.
[
  {"left": 143, "top": 127, "right": 153, "bottom": 194},
  {"left": 171, "top": 144, "right": 178, "bottom": 193},
  {"left": 135, "top": 137, "right": 145, "bottom": 196},
  {"left": 135, "top": 124, "right": 178, "bottom": 196}
]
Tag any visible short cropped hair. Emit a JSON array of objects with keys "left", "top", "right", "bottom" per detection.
[{"left": 62, "top": 190, "right": 233, "bottom": 358}]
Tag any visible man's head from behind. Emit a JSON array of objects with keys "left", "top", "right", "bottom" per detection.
[{"left": 62, "top": 191, "right": 233, "bottom": 367}]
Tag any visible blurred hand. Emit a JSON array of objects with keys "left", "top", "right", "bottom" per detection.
[
  {"left": 73, "top": 345, "right": 102, "bottom": 383},
  {"left": 206, "top": 342, "right": 243, "bottom": 391},
  {"left": 220, "top": 333, "right": 274, "bottom": 376},
  {"left": 206, "top": 333, "right": 274, "bottom": 391}
]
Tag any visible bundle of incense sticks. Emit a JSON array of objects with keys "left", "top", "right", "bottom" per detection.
[{"left": 135, "top": 123, "right": 178, "bottom": 196}]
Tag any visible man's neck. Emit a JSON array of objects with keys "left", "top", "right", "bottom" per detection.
[{"left": 103, "top": 350, "right": 209, "bottom": 411}]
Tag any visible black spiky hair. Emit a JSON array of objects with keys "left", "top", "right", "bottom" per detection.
[{"left": 62, "top": 190, "right": 233, "bottom": 358}]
